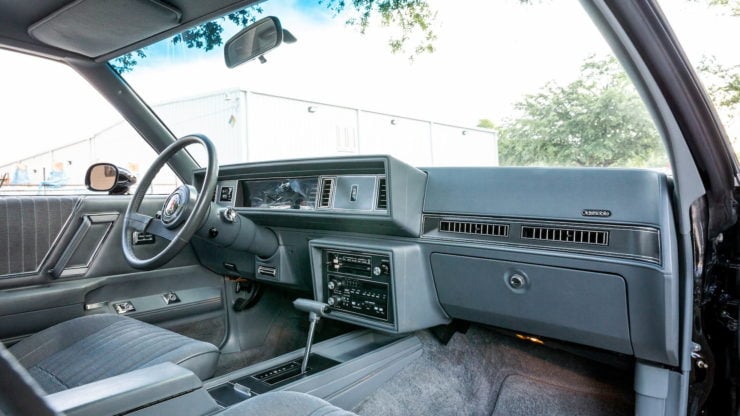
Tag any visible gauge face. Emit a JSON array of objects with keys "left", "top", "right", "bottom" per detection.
[{"left": 243, "top": 177, "right": 318, "bottom": 209}]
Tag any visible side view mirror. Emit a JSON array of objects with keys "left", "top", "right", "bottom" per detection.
[
  {"left": 85, "top": 163, "right": 137, "bottom": 195},
  {"left": 224, "top": 16, "right": 296, "bottom": 68}
]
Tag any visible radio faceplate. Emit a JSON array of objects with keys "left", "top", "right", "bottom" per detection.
[{"left": 323, "top": 250, "right": 393, "bottom": 323}]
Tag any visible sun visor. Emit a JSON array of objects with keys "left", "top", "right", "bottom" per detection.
[{"left": 28, "top": 0, "right": 182, "bottom": 58}]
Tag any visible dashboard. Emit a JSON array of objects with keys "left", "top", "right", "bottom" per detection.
[{"left": 192, "top": 155, "right": 678, "bottom": 367}]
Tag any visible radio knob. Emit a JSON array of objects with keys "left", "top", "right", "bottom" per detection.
[
  {"left": 380, "top": 263, "right": 390, "bottom": 275},
  {"left": 327, "top": 296, "right": 341, "bottom": 306},
  {"left": 373, "top": 266, "right": 381, "bottom": 276},
  {"left": 327, "top": 280, "right": 336, "bottom": 290}
]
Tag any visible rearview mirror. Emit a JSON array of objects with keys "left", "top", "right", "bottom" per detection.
[
  {"left": 85, "top": 163, "right": 136, "bottom": 195},
  {"left": 224, "top": 16, "right": 296, "bottom": 68}
]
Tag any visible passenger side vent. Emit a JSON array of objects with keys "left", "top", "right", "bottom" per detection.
[
  {"left": 376, "top": 177, "right": 388, "bottom": 210},
  {"left": 521, "top": 226, "right": 609, "bottom": 245},
  {"left": 439, "top": 220, "right": 509, "bottom": 237},
  {"left": 318, "top": 177, "right": 335, "bottom": 208}
]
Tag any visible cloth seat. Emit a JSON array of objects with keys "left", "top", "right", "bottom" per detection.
[
  {"left": 219, "top": 391, "right": 357, "bottom": 416},
  {"left": 8, "top": 314, "right": 219, "bottom": 394}
]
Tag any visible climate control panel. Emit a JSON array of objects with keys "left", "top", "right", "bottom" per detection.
[{"left": 323, "top": 250, "right": 393, "bottom": 323}]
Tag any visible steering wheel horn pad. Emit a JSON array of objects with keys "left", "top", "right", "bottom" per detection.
[{"left": 161, "top": 185, "right": 196, "bottom": 229}]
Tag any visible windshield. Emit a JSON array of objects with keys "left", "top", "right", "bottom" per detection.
[{"left": 110, "top": 0, "right": 674, "bottom": 170}]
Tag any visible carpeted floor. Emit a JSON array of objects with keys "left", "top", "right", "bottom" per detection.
[
  {"left": 353, "top": 325, "right": 633, "bottom": 416},
  {"left": 163, "top": 315, "right": 226, "bottom": 347}
]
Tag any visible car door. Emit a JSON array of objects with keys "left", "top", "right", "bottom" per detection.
[{"left": 0, "top": 49, "right": 226, "bottom": 348}]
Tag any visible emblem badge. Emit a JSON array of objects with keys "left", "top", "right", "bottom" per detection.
[
  {"left": 581, "top": 209, "right": 611, "bottom": 217},
  {"left": 164, "top": 194, "right": 181, "bottom": 217}
]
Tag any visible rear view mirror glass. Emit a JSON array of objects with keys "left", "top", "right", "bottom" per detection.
[{"left": 225, "top": 16, "right": 295, "bottom": 68}]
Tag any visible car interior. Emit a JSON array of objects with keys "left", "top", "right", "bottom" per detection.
[{"left": 0, "top": 1, "right": 737, "bottom": 415}]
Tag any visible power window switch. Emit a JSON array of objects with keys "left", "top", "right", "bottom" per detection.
[
  {"left": 163, "top": 292, "right": 180, "bottom": 305},
  {"left": 113, "top": 301, "right": 135, "bottom": 314}
]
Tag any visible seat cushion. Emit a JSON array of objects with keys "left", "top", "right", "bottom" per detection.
[
  {"left": 219, "top": 391, "right": 357, "bottom": 416},
  {"left": 8, "top": 314, "right": 219, "bottom": 394}
]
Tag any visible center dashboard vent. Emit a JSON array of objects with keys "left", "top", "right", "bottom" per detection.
[
  {"left": 521, "top": 225, "right": 609, "bottom": 246},
  {"left": 376, "top": 177, "right": 388, "bottom": 210},
  {"left": 439, "top": 220, "right": 509, "bottom": 237},
  {"left": 318, "top": 177, "right": 335, "bottom": 208}
]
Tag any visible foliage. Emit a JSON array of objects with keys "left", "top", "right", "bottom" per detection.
[
  {"left": 110, "top": 8, "right": 262, "bottom": 73},
  {"left": 701, "top": 0, "right": 740, "bottom": 16},
  {"left": 699, "top": 56, "right": 740, "bottom": 121},
  {"left": 110, "top": 1, "right": 435, "bottom": 72},
  {"left": 496, "top": 56, "right": 666, "bottom": 168},
  {"left": 318, "top": 0, "right": 436, "bottom": 58},
  {"left": 477, "top": 119, "right": 496, "bottom": 129}
]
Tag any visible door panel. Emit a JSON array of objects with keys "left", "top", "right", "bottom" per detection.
[
  {"left": 0, "top": 196, "right": 79, "bottom": 276},
  {"left": 0, "top": 195, "right": 225, "bottom": 345}
]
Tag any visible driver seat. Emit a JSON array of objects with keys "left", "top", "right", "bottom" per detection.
[{"left": 7, "top": 314, "right": 219, "bottom": 394}]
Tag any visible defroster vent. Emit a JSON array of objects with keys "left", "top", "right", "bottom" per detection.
[
  {"left": 439, "top": 220, "right": 509, "bottom": 237},
  {"left": 376, "top": 177, "right": 388, "bottom": 210},
  {"left": 521, "top": 226, "right": 608, "bottom": 245},
  {"left": 318, "top": 177, "right": 335, "bottom": 208}
]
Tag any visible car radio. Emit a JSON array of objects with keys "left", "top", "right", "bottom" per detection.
[{"left": 323, "top": 250, "right": 393, "bottom": 323}]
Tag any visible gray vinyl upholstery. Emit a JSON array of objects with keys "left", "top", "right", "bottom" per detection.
[
  {"left": 8, "top": 314, "right": 219, "bottom": 394},
  {"left": 0, "top": 196, "right": 78, "bottom": 275},
  {"left": 219, "top": 391, "right": 357, "bottom": 416}
]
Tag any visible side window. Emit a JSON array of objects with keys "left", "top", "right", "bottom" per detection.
[{"left": 0, "top": 50, "right": 177, "bottom": 196}]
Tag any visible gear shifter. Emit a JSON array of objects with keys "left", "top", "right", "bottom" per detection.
[{"left": 293, "top": 298, "right": 330, "bottom": 374}]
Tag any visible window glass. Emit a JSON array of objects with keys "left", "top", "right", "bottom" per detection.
[
  {"left": 110, "top": 0, "right": 669, "bottom": 171},
  {"left": 0, "top": 50, "right": 177, "bottom": 195},
  {"left": 659, "top": 0, "right": 740, "bottom": 158}
]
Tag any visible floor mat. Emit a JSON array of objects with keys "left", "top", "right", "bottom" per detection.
[
  {"left": 353, "top": 325, "right": 633, "bottom": 416},
  {"left": 491, "top": 374, "right": 632, "bottom": 416}
]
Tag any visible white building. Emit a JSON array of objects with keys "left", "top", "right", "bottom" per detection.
[{"left": 0, "top": 89, "right": 498, "bottom": 195}]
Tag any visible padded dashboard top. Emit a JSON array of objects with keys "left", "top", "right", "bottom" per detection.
[{"left": 422, "top": 167, "right": 670, "bottom": 226}]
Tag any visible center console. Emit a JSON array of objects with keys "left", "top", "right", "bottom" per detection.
[{"left": 309, "top": 238, "right": 449, "bottom": 333}]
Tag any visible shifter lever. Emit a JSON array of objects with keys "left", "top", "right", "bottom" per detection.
[{"left": 293, "top": 299, "right": 330, "bottom": 374}]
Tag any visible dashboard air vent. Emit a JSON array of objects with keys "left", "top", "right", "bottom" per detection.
[
  {"left": 376, "top": 177, "right": 388, "bottom": 210},
  {"left": 439, "top": 220, "right": 509, "bottom": 237},
  {"left": 318, "top": 178, "right": 334, "bottom": 208},
  {"left": 521, "top": 226, "right": 608, "bottom": 245}
]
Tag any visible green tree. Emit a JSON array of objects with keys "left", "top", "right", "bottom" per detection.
[
  {"left": 699, "top": 57, "right": 740, "bottom": 121},
  {"left": 111, "top": 0, "right": 436, "bottom": 73},
  {"left": 497, "top": 56, "right": 666, "bottom": 168},
  {"left": 477, "top": 119, "right": 496, "bottom": 129}
]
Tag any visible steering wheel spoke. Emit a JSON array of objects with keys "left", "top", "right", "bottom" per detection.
[
  {"left": 146, "top": 218, "right": 178, "bottom": 241},
  {"left": 126, "top": 212, "right": 153, "bottom": 233}
]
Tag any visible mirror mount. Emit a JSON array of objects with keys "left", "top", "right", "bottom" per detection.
[
  {"left": 85, "top": 163, "right": 137, "bottom": 195},
  {"left": 224, "top": 16, "right": 295, "bottom": 68}
]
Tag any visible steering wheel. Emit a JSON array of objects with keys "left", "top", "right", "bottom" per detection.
[{"left": 122, "top": 134, "right": 218, "bottom": 269}]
